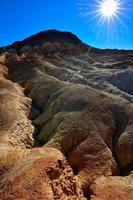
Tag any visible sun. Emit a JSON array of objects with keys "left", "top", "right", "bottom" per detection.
[
  {"left": 78, "top": 0, "right": 128, "bottom": 44},
  {"left": 78, "top": 0, "right": 123, "bottom": 22},
  {"left": 78, "top": 0, "right": 127, "bottom": 37},
  {"left": 100, "top": 0, "right": 119, "bottom": 17}
]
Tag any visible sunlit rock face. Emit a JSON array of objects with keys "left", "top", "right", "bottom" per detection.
[{"left": 0, "top": 30, "right": 133, "bottom": 199}]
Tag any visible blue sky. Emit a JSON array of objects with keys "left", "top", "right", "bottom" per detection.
[{"left": 0, "top": 0, "right": 133, "bottom": 49}]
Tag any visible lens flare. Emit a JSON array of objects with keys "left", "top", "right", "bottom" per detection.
[{"left": 78, "top": 0, "right": 129, "bottom": 44}]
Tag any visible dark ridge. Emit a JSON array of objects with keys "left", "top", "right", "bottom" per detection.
[
  {"left": 7, "top": 30, "right": 84, "bottom": 50},
  {"left": 5, "top": 29, "right": 133, "bottom": 54}
]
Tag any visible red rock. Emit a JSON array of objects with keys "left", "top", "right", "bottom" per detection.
[{"left": 0, "top": 148, "right": 85, "bottom": 200}]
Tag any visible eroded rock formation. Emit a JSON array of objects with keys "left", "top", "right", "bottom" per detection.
[{"left": 0, "top": 30, "right": 133, "bottom": 199}]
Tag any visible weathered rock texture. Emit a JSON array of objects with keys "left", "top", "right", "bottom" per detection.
[
  {"left": 0, "top": 148, "right": 85, "bottom": 200},
  {"left": 0, "top": 30, "right": 133, "bottom": 199},
  {"left": 90, "top": 175, "right": 133, "bottom": 200}
]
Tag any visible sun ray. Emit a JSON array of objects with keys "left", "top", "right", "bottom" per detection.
[{"left": 114, "top": 12, "right": 128, "bottom": 30}]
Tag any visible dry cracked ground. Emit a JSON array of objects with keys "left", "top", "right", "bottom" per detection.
[{"left": 0, "top": 30, "right": 133, "bottom": 200}]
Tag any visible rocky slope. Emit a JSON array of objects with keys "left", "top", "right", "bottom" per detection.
[{"left": 0, "top": 30, "right": 133, "bottom": 199}]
